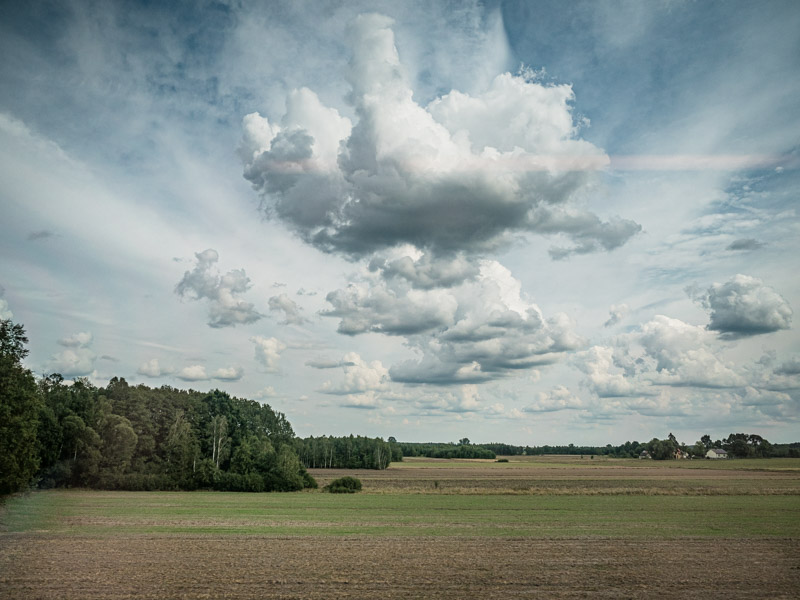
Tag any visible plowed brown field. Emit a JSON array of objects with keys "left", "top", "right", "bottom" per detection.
[{"left": 2, "top": 535, "right": 798, "bottom": 599}]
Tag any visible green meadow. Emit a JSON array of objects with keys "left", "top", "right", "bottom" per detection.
[{"left": 4, "top": 487, "right": 798, "bottom": 539}]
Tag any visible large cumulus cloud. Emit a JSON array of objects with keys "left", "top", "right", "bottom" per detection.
[
  {"left": 693, "top": 274, "right": 792, "bottom": 339},
  {"left": 324, "top": 257, "right": 583, "bottom": 385},
  {"left": 240, "top": 13, "right": 639, "bottom": 260}
]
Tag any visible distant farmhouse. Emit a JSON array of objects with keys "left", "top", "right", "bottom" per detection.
[
  {"left": 705, "top": 448, "right": 728, "bottom": 459},
  {"left": 639, "top": 450, "right": 651, "bottom": 459}
]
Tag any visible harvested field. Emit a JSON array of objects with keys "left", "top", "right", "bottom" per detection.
[
  {"left": 2, "top": 535, "right": 798, "bottom": 599},
  {"left": 1, "top": 457, "right": 799, "bottom": 598}
]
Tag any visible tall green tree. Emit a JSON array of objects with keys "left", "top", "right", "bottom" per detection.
[{"left": 0, "top": 320, "right": 42, "bottom": 495}]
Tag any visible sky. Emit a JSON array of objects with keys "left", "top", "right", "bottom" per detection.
[{"left": 1, "top": 0, "right": 799, "bottom": 446}]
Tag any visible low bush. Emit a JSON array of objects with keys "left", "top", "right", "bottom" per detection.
[{"left": 324, "top": 476, "right": 362, "bottom": 493}]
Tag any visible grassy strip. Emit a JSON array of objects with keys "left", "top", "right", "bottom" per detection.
[{"left": 3, "top": 490, "right": 798, "bottom": 539}]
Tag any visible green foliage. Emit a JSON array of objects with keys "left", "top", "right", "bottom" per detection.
[
  {"left": 325, "top": 476, "right": 362, "bottom": 493},
  {"left": 0, "top": 320, "right": 42, "bottom": 495},
  {"left": 296, "top": 435, "right": 393, "bottom": 469},
  {"left": 398, "top": 442, "right": 496, "bottom": 460}
]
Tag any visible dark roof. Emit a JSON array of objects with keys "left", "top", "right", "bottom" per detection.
[{"left": 710, "top": 448, "right": 727, "bottom": 454}]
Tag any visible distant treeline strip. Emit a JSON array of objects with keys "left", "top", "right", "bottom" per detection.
[{"left": 295, "top": 435, "right": 400, "bottom": 470}]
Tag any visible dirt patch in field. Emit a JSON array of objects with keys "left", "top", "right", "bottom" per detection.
[{"left": 1, "top": 535, "right": 797, "bottom": 599}]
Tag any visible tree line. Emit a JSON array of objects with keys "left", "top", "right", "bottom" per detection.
[
  {"left": 294, "top": 435, "right": 400, "bottom": 470},
  {"left": 1, "top": 319, "right": 318, "bottom": 495},
  {"left": 397, "top": 438, "right": 496, "bottom": 460},
  {"left": 472, "top": 433, "right": 798, "bottom": 459}
]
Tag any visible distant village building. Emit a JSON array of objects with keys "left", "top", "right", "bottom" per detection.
[
  {"left": 639, "top": 450, "right": 651, "bottom": 459},
  {"left": 674, "top": 448, "right": 690, "bottom": 459},
  {"left": 705, "top": 448, "right": 728, "bottom": 459}
]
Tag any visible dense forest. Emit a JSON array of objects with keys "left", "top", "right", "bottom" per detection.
[{"left": 1, "top": 319, "right": 320, "bottom": 494}]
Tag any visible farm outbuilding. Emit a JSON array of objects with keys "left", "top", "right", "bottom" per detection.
[{"left": 705, "top": 449, "right": 728, "bottom": 459}]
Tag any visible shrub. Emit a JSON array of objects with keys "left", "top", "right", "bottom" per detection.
[
  {"left": 324, "top": 476, "right": 362, "bottom": 493},
  {"left": 496, "top": 458, "right": 509, "bottom": 463}
]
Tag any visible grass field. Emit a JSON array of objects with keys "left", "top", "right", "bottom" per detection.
[{"left": 1, "top": 457, "right": 799, "bottom": 598}]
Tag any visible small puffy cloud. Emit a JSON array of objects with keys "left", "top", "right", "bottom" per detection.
[
  {"left": 524, "top": 386, "right": 584, "bottom": 412},
  {"left": 254, "top": 386, "right": 276, "bottom": 399},
  {"left": 603, "top": 303, "right": 629, "bottom": 328},
  {"left": 212, "top": 366, "right": 244, "bottom": 381},
  {"left": 320, "top": 352, "right": 389, "bottom": 395},
  {"left": 341, "top": 391, "right": 382, "bottom": 410},
  {"left": 175, "top": 249, "right": 262, "bottom": 328},
  {"left": 137, "top": 358, "right": 174, "bottom": 378},
  {"left": 726, "top": 238, "right": 764, "bottom": 251},
  {"left": 48, "top": 349, "right": 96, "bottom": 377},
  {"left": 268, "top": 294, "right": 307, "bottom": 325},
  {"left": 176, "top": 365, "right": 208, "bottom": 381},
  {"left": 693, "top": 274, "right": 792, "bottom": 339},
  {"left": 58, "top": 331, "right": 93, "bottom": 347},
  {"left": 240, "top": 14, "right": 638, "bottom": 260},
  {"left": 48, "top": 331, "right": 95, "bottom": 376},
  {"left": 251, "top": 336, "right": 286, "bottom": 373}
]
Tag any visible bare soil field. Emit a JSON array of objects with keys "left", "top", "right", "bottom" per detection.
[{"left": 2, "top": 535, "right": 798, "bottom": 599}]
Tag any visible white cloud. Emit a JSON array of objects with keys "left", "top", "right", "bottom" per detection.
[
  {"left": 342, "top": 391, "right": 382, "bottom": 410},
  {"left": 383, "top": 260, "right": 583, "bottom": 384},
  {"left": 320, "top": 352, "right": 389, "bottom": 395},
  {"left": 694, "top": 274, "right": 792, "bottom": 339},
  {"left": 58, "top": 331, "right": 93, "bottom": 347},
  {"left": 524, "top": 386, "right": 584, "bottom": 413},
  {"left": 175, "top": 249, "right": 262, "bottom": 328},
  {"left": 637, "top": 315, "right": 746, "bottom": 388},
  {"left": 137, "top": 358, "right": 174, "bottom": 378},
  {"left": 240, "top": 14, "right": 639, "bottom": 260},
  {"left": 575, "top": 346, "right": 635, "bottom": 397},
  {"left": 254, "top": 386, "right": 276, "bottom": 399},
  {"left": 251, "top": 335, "right": 286, "bottom": 373},
  {"left": 212, "top": 366, "right": 244, "bottom": 381},
  {"left": 0, "top": 298, "right": 12, "bottom": 320},
  {"left": 268, "top": 293, "right": 308, "bottom": 325},
  {"left": 176, "top": 365, "right": 208, "bottom": 381},
  {"left": 48, "top": 331, "right": 96, "bottom": 376}
]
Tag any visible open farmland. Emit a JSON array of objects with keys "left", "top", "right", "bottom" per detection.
[{"left": 1, "top": 457, "right": 799, "bottom": 598}]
